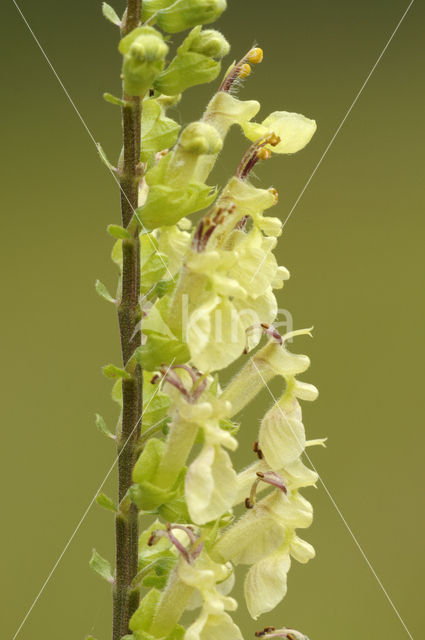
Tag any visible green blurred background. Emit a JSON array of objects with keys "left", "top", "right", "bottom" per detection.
[{"left": 1, "top": 0, "right": 424, "bottom": 638}]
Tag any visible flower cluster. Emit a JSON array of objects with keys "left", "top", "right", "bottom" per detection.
[{"left": 98, "top": 2, "right": 323, "bottom": 640}]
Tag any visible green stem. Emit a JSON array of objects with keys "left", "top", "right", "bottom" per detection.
[{"left": 113, "top": 2, "right": 143, "bottom": 638}]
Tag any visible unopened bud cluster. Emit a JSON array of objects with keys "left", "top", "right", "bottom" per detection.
[{"left": 99, "top": 2, "right": 321, "bottom": 640}]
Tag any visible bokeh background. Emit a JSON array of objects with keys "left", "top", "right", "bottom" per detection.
[{"left": 1, "top": 0, "right": 424, "bottom": 638}]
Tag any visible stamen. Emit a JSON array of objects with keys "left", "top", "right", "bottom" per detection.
[
  {"left": 148, "top": 523, "right": 203, "bottom": 564},
  {"left": 256, "top": 471, "right": 287, "bottom": 494},
  {"left": 244, "top": 323, "right": 282, "bottom": 353},
  {"left": 245, "top": 471, "right": 287, "bottom": 508},
  {"left": 255, "top": 628, "right": 309, "bottom": 640},
  {"left": 248, "top": 47, "right": 264, "bottom": 64},
  {"left": 239, "top": 63, "right": 251, "bottom": 79},
  {"left": 236, "top": 135, "right": 280, "bottom": 181},
  {"left": 152, "top": 365, "right": 207, "bottom": 403},
  {"left": 253, "top": 440, "right": 263, "bottom": 459},
  {"left": 192, "top": 203, "right": 236, "bottom": 252},
  {"left": 219, "top": 47, "right": 263, "bottom": 92}
]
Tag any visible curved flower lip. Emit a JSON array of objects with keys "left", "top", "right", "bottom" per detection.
[{"left": 242, "top": 111, "right": 317, "bottom": 154}]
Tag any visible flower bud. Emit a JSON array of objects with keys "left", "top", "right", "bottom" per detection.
[
  {"left": 180, "top": 121, "right": 223, "bottom": 155},
  {"left": 157, "top": 0, "right": 227, "bottom": 34},
  {"left": 119, "top": 27, "right": 168, "bottom": 96},
  {"left": 188, "top": 28, "right": 230, "bottom": 58}
]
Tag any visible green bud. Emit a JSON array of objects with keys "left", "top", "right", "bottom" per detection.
[
  {"left": 156, "top": 0, "right": 227, "bottom": 34},
  {"left": 119, "top": 27, "right": 168, "bottom": 96},
  {"left": 187, "top": 28, "right": 230, "bottom": 58},
  {"left": 179, "top": 121, "right": 223, "bottom": 155}
]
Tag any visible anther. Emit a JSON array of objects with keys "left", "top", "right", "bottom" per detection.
[
  {"left": 269, "top": 187, "right": 279, "bottom": 202},
  {"left": 245, "top": 497, "right": 254, "bottom": 509},
  {"left": 248, "top": 47, "right": 264, "bottom": 64},
  {"left": 244, "top": 324, "right": 283, "bottom": 353},
  {"left": 245, "top": 471, "right": 287, "bottom": 508},
  {"left": 148, "top": 523, "right": 202, "bottom": 564},
  {"left": 255, "top": 628, "right": 309, "bottom": 640},
  {"left": 257, "top": 147, "right": 272, "bottom": 161},
  {"left": 239, "top": 63, "right": 251, "bottom": 79},
  {"left": 253, "top": 441, "right": 263, "bottom": 459}
]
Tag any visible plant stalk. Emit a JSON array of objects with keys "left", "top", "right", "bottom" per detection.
[{"left": 113, "top": 1, "right": 143, "bottom": 638}]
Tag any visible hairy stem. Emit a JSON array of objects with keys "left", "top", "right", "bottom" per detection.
[{"left": 113, "top": 1, "right": 143, "bottom": 638}]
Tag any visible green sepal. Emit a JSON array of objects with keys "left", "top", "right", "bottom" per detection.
[
  {"left": 89, "top": 549, "right": 114, "bottom": 584},
  {"left": 219, "top": 417, "right": 240, "bottom": 436},
  {"left": 158, "top": 468, "right": 189, "bottom": 522},
  {"left": 142, "top": 393, "right": 171, "bottom": 431},
  {"left": 129, "top": 588, "right": 161, "bottom": 633},
  {"left": 103, "top": 92, "right": 128, "bottom": 107},
  {"left": 154, "top": 279, "right": 175, "bottom": 299},
  {"left": 95, "top": 413, "right": 116, "bottom": 439},
  {"left": 102, "top": 2, "right": 121, "bottom": 25},
  {"left": 133, "top": 438, "right": 164, "bottom": 484},
  {"left": 140, "top": 253, "right": 168, "bottom": 295},
  {"left": 136, "top": 182, "right": 217, "bottom": 230},
  {"left": 142, "top": 574, "right": 168, "bottom": 589},
  {"left": 107, "top": 224, "right": 131, "bottom": 239},
  {"left": 95, "top": 279, "right": 116, "bottom": 303},
  {"left": 156, "top": 0, "right": 227, "bottom": 34},
  {"left": 136, "top": 331, "right": 190, "bottom": 371},
  {"left": 140, "top": 98, "right": 181, "bottom": 164},
  {"left": 141, "top": 0, "right": 175, "bottom": 22},
  {"left": 96, "top": 492, "right": 118, "bottom": 513},
  {"left": 102, "top": 364, "right": 131, "bottom": 379},
  {"left": 154, "top": 51, "right": 221, "bottom": 96},
  {"left": 130, "top": 481, "right": 177, "bottom": 511},
  {"left": 158, "top": 494, "right": 190, "bottom": 523}
]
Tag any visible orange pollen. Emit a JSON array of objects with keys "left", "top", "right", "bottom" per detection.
[
  {"left": 257, "top": 147, "right": 272, "bottom": 161},
  {"left": 239, "top": 63, "right": 251, "bottom": 79},
  {"left": 248, "top": 47, "right": 264, "bottom": 64}
]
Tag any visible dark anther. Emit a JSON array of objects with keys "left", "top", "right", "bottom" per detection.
[
  {"left": 253, "top": 441, "right": 263, "bottom": 459},
  {"left": 245, "top": 497, "right": 254, "bottom": 509}
]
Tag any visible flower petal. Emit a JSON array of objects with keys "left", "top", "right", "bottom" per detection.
[{"left": 244, "top": 548, "right": 291, "bottom": 619}]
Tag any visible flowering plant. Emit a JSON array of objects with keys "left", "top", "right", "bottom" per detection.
[{"left": 92, "top": 2, "right": 324, "bottom": 640}]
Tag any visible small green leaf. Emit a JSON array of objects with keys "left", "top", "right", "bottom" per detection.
[
  {"left": 96, "top": 492, "right": 118, "bottom": 512},
  {"left": 102, "top": 2, "right": 121, "bottom": 26},
  {"left": 107, "top": 224, "right": 131, "bottom": 239},
  {"left": 95, "top": 413, "right": 116, "bottom": 440},
  {"left": 95, "top": 279, "right": 116, "bottom": 303},
  {"left": 89, "top": 549, "right": 114, "bottom": 583},
  {"left": 102, "top": 364, "right": 131, "bottom": 379},
  {"left": 97, "top": 143, "right": 116, "bottom": 171},
  {"left": 103, "top": 92, "right": 127, "bottom": 107}
]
